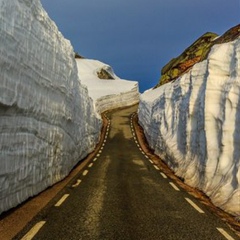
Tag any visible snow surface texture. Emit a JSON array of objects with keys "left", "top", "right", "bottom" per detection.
[
  {"left": 76, "top": 59, "right": 139, "bottom": 114},
  {"left": 139, "top": 38, "right": 240, "bottom": 216},
  {"left": 0, "top": 0, "right": 102, "bottom": 214}
]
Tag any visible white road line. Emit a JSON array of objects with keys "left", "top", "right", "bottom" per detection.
[
  {"left": 169, "top": 182, "right": 180, "bottom": 191},
  {"left": 97, "top": 154, "right": 100, "bottom": 157},
  {"left": 88, "top": 163, "right": 93, "bottom": 168},
  {"left": 154, "top": 165, "right": 160, "bottom": 170},
  {"left": 104, "top": 140, "right": 107, "bottom": 143},
  {"left": 135, "top": 141, "right": 138, "bottom": 144},
  {"left": 93, "top": 158, "right": 97, "bottom": 162},
  {"left": 160, "top": 172, "right": 167, "bottom": 179},
  {"left": 72, "top": 179, "right": 82, "bottom": 188},
  {"left": 21, "top": 221, "right": 46, "bottom": 240},
  {"left": 216, "top": 228, "right": 235, "bottom": 240},
  {"left": 55, "top": 194, "right": 70, "bottom": 207},
  {"left": 83, "top": 170, "right": 89, "bottom": 176},
  {"left": 149, "top": 160, "right": 153, "bottom": 164},
  {"left": 185, "top": 198, "right": 204, "bottom": 213},
  {"left": 99, "top": 150, "right": 102, "bottom": 153}
]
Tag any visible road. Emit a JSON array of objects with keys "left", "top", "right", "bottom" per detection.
[{"left": 12, "top": 105, "right": 239, "bottom": 239}]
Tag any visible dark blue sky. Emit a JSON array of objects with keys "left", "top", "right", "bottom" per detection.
[{"left": 40, "top": 0, "right": 240, "bottom": 92}]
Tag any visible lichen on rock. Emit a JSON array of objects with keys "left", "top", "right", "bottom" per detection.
[{"left": 156, "top": 24, "right": 240, "bottom": 87}]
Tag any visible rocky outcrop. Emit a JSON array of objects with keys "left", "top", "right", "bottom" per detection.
[
  {"left": 0, "top": 0, "right": 101, "bottom": 214},
  {"left": 97, "top": 68, "right": 114, "bottom": 79},
  {"left": 156, "top": 24, "right": 240, "bottom": 87}
]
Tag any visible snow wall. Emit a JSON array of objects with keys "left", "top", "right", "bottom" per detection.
[
  {"left": 0, "top": 0, "right": 102, "bottom": 214},
  {"left": 138, "top": 38, "right": 240, "bottom": 216},
  {"left": 76, "top": 59, "right": 139, "bottom": 114}
]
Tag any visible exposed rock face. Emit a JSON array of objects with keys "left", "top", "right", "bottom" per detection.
[
  {"left": 75, "top": 52, "right": 84, "bottom": 59},
  {"left": 97, "top": 68, "right": 114, "bottom": 80},
  {"left": 156, "top": 24, "right": 240, "bottom": 87},
  {"left": 139, "top": 33, "right": 240, "bottom": 215},
  {"left": 0, "top": 0, "right": 101, "bottom": 214}
]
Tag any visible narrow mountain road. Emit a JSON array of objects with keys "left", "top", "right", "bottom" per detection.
[{"left": 13, "top": 105, "right": 239, "bottom": 240}]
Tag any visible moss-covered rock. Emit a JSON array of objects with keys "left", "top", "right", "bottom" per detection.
[{"left": 156, "top": 24, "right": 240, "bottom": 88}]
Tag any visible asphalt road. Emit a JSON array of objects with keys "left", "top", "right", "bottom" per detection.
[{"left": 14, "top": 105, "right": 239, "bottom": 240}]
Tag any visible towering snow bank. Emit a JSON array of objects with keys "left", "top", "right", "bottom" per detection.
[
  {"left": 139, "top": 38, "right": 240, "bottom": 215},
  {"left": 0, "top": 0, "right": 101, "bottom": 214},
  {"left": 76, "top": 59, "right": 139, "bottom": 113}
]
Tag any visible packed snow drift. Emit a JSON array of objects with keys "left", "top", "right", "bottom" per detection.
[
  {"left": 76, "top": 59, "right": 139, "bottom": 113},
  {"left": 139, "top": 37, "right": 240, "bottom": 215},
  {"left": 0, "top": 0, "right": 103, "bottom": 214}
]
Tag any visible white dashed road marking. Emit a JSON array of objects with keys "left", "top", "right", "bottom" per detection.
[
  {"left": 169, "top": 182, "right": 180, "bottom": 191},
  {"left": 149, "top": 160, "right": 153, "bottom": 164},
  {"left": 83, "top": 170, "right": 89, "bottom": 176},
  {"left": 160, "top": 172, "right": 167, "bottom": 179},
  {"left": 216, "top": 228, "right": 235, "bottom": 240},
  {"left": 93, "top": 158, "right": 97, "bottom": 162},
  {"left": 21, "top": 221, "right": 46, "bottom": 240},
  {"left": 88, "top": 163, "right": 93, "bottom": 168},
  {"left": 154, "top": 165, "right": 160, "bottom": 170},
  {"left": 185, "top": 198, "right": 204, "bottom": 213},
  {"left": 55, "top": 194, "right": 70, "bottom": 207},
  {"left": 72, "top": 179, "right": 82, "bottom": 188}
]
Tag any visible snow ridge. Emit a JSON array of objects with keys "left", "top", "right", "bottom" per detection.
[
  {"left": 77, "top": 59, "right": 139, "bottom": 113},
  {"left": 139, "top": 38, "right": 240, "bottom": 215}
]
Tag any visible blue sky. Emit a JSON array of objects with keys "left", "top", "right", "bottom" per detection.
[{"left": 40, "top": 0, "right": 240, "bottom": 92}]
